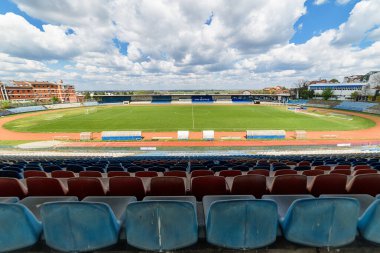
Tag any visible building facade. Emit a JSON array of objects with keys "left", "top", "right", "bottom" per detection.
[
  {"left": 0, "top": 80, "right": 78, "bottom": 103},
  {"left": 308, "top": 83, "right": 373, "bottom": 100}
]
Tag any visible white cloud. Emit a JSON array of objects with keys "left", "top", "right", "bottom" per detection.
[
  {"left": 314, "top": 0, "right": 329, "bottom": 5},
  {"left": 0, "top": 0, "right": 379, "bottom": 90},
  {"left": 336, "top": 0, "right": 352, "bottom": 5}
]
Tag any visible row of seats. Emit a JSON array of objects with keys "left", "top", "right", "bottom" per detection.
[
  {"left": 2, "top": 164, "right": 380, "bottom": 179},
  {"left": 2, "top": 194, "right": 380, "bottom": 251},
  {"left": 2, "top": 174, "right": 380, "bottom": 200}
]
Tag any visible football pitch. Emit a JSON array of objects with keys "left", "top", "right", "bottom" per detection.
[{"left": 3, "top": 105, "right": 375, "bottom": 133}]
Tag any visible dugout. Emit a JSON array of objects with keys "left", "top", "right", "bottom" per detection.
[{"left": 246, "top": 130, "right": 286, "bottom": 140}]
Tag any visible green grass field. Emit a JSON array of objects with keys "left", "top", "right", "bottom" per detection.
[{"left": 3, "top": 105, "right": 375, "bottom": 133}]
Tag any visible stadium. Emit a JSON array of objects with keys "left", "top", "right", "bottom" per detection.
[{"left": 2, "top": 0, "right": 380, "bottom": 253}]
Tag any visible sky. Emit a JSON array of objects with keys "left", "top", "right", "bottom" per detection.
[{"left": 0, "top": 0, "right": 380, "bottom": 90}]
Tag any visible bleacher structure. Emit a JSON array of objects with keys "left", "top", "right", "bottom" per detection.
[{"left": 1, "top": 154, "right": 380, "bottom": 251}]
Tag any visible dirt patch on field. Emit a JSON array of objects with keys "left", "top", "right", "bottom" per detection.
[{"left": 0, "top": 107, "right": 379, "bottom": 146}]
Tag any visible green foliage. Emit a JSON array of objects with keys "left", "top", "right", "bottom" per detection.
[
  {"left": 329, "top": 79, "right": 339, "bottom": 83},
  {"left": 0, "top": 100, "right": 11, "bottom": 109},
  {"left": 351, "top": 91, "right": 360, "bottom": 101},
  {"left": 322, "top": 88, "right": 334, "bottom": 100},
  {"left": 50, "top": 96, "right": 60, "bottom": 104},
  {"left": 84, "top": 92, "right": 91, "bottom": 100}
]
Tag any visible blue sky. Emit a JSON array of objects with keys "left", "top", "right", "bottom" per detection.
[
  {"left": 291, "top": 0, "right": 361, "bottom": 44},
  {"left": 0, "top": 0, "right": 379, "bottom": 90}
]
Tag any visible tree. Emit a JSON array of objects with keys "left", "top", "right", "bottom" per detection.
[
  {"left": 351, "top": 91, "right": 360, "bottom": 101},
  {"left": 84, "top": 92, "right": 91, "bottom": 101},
  {"left": 50, "top": 96, "right": 60, "bottom": 104},
  {"left": 0, "top": 100, "right": 11, "bottom": 109},
  {"left": 322, "top": 88, "right": 334, "bottom": 100},
  {"left": 329, "top": 78, "right": 339, "bottom": 83}
]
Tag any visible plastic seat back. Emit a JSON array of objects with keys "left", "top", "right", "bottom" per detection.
[
  {"left": 354, "top": 165, "right": 371, "bottom": 171},
  {"left": 347, "top": 174, "right": 380, "bottom": 196},
  {"left": 270, "top": 175, "right": 307, "bottom": 195},
  {"left": 219, "top": 170, "right": 242, "bottom": 177},
  {"left": 0, "top": 170, "right": 23, "bottom": 179},
  {"left": 314, "top": 165, "right": 331, "bottom": 171},
  {"left": 273, "top": 169, "right": 297, "bottom": 176},
  {"left": 205, "top": 199, "right": 278, "bottom": 249},
  {"left": 231, "top": 175, "right": 267, "bottom": 198},
  {"left": 67, "top": 178, "right": 106, "bottom": 200},
  {"left": 352, "top": 169, "right": 377, "bottom": 176},
  {"left": 0, "top": 203, "right": 42, "bottom": 252},
  {"left": 79, "top": 171, "right": 103, "bottom": 177},
  {"left": 191, "top": 176, "right": 228, "bottom": 201},
  {"left": 247, "top": 169, "right": 270, "bottom": 177},
  {"left": 23, "top": 170, "right": 48, "bottom": 178},
  {"left": 51, "top": 170, "right": 75, "bottom": 178},
  {"left": 26, "top": 177, "right": 67, "bottom": 196},
  {"left": 126, "top": 200, "right": 198, "bottom": 251},
  {"left": 281, "top": 198, "right": 359, "bottom": 247},
  {"left": 107, "top": 171, "right": 130, "bottom": 177},
  {"left": 163, "top": 170, "right": 187, "bottom": 177},
  {"left": 150, "top": 177, "right": 186, "bottom": 196},
  {"left": 308, "top": 174, "right": 347, "bottom": 196},
  {"left": 302, "top": 169, "right": 324, "bottom": 176},
  {"left": 135, "top": 171, "right": 158, "bottom": 177},
  {"left": 65, "top": 164, "right": 84, "bottom": 173},
  {"left": 191, "top": 170, "right": 214, "bottom": 178},
  {"left": 334, "top": 165, "right": 351, "bottom": 170},
  {"left": 0, "top": 178, "right": 27, "bottom": 198},
  {"left": 108, "top": 176, "right": 145, "bottom": 200},
  {"left": 330, "top": 169, "right": 351, "bottom": 175},
  {"left": 40, "top": 202, "right": 120, "bottom": 252},
  {"left": 358, "top": 199, "right": 380, "bottom": 243}
]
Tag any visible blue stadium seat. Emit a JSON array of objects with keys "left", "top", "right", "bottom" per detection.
[
  {"left": 0, "top": 203, "right": 42, "bottom": 252},
  {"left": 280, "top": 198, "right": 359, "bottom": 247},
  {"left": 0, "top": 170, "right": 23, "bottom": 179},
  {"left": 40, "top": 198, "right": 135, "bottom": 252},
  {"left": 203, "top": 195, "right": 278, "bottom": 249},
  {"left": 126, "top": 198, "right": 198, "bottom": 251},
  {"left": 358, "top": 199, "right": 380, "bottom": 243}
]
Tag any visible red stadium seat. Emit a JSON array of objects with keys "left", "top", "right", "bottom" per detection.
[
  {"left": 347, "top": 174, "right": 380, "bottom": 196},
  {"left": 26, "top": 177, "right": 67, "bottom": 196},
  {"left": 0, "top": 178, "right": 27, "bottom": 199},
  {"left": 218, "top": 170, "right": 242, "bottom": 177},
  {"left": 190, "top": 170, "right": 214, "bottom": 178},
  {"left": 163, "top": 170, "right": 187, "bottom": 177},
  {"left": 269, "top": 175, "right": 308, "bottom": 194},
  {"left": 352, "top": 169, "right": 377, "bottom": 176},
  {"left": 67, "top": 177, "right": 106, "bottom": 200},
  {"left": 51, "top": 170, "right": 76, "bottom": 178},
  {"left": 330, "top": 169, "right": 351, "bottom": 175},
  {"left": 334, "top": 165, "right": 351, "bottom": 170},
  {"left": 298, "top": 161, "right": 310, "bottom": 166},
  {"left": 23, "top": 170, "right": 48, "bottom": 178},
  {"left": 307, "top": 174, "right": 347, "bottom": 196},
  {"left": 353, "top": 165, "right": 371, "bottom": 171},
  {"left": 273, "top": 169, "right": 297, "bottom": 176},
  {"left": 191, "top": 176, "right": 228, "bottom": 201},
  {"left": 247, "top": 169, "right": 270, "bottom": 177},
  {"left": 302, "top": 169, "right": 324, "bottom": 176},
  {"left": 79, "top": 171, "right": 103, "bottom": 178},
  {"left": 108, "top": 176, "right": 145, "bottom": 200},
  {"left": 149, "top": 177, "right": 186, "bottom": 196},
  {"left": 135, "top": 171, "right": 159, "bottom": 177},
  {"left": 230, "top": 174, "right": 268, "bottom": 198},
  {"left": 314, "top": 165, "right": 331, "bottom": 171},
  {"left": 107, "top": 171, "right": 131, "bottom": 177}
]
